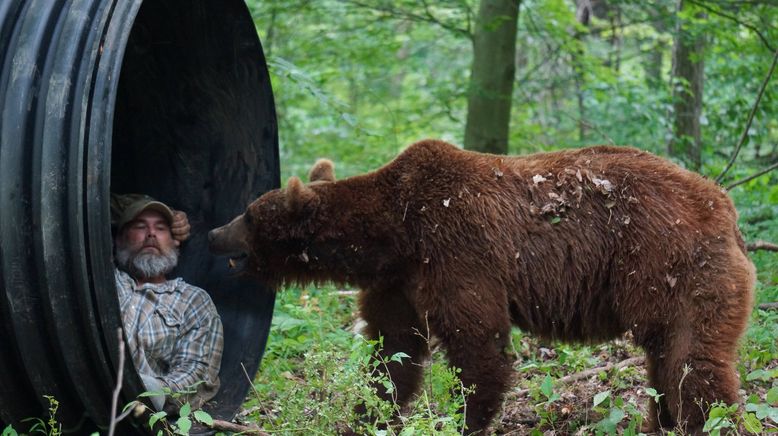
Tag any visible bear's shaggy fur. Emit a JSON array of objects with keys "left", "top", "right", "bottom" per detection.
[{"left": 208, "top": 139, "right": 755, "bottom": 434}]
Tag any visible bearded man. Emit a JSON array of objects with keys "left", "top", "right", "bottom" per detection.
[{"left": 112, "top": 195, "right": 223, "bottom": 411}]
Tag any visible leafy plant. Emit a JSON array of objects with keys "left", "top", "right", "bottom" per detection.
[{"left": 124, "top": 383, "right": 215, "bottom": 436}]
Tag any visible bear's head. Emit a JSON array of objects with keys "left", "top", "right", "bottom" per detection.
[{"left": 208, "top": 159, "right": 336, "bottom": 283}]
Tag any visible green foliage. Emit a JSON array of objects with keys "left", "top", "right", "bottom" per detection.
[
  {"left": 242, "top": 286, "right": 469, "bottom": 434},
  {"left": 123, "top": 383, "right": 216, "bottom": 436},
  {"left": 17, "top": 396, "right": 61, "bottom": 436}
]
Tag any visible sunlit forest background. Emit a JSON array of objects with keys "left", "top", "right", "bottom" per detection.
[{"left": 231, "top": 0, "right": 777, "bottom": 434}]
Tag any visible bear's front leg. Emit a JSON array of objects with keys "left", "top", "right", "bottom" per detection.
[
  {"left": 429, "top": 301, "right": 513, "bottom": 435},
  {"left": 359, "top": 288, "right": 430, "bottom": 409}
]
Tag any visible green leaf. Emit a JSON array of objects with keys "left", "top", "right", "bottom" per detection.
[
  {"left": 746, "top": 368, "right": 778, "bottom": 381},
  {"left": 193, "top": 410, "right": 214, "bottom": 426},
  {"left": 390, "top": 352, "right": 410, "bottom": 364},
  {"left": 382, "top": 379, "right": 395, "bottom": 394},
  {"left": 768, "top": 387, "right": 778, "bottom": 405},
  {"left": 596, "top": 406, "right": 625, "bottom": 433},
  {"left": 179, "top": 402, "right": 191, "bottom": 418},
  {"left": 593, "top": 390, "right": 611, "bottom": 408},
  {"left": 540, "top": 374, "right": 554, "bottom": 399},
  {"left": 644, "top": 387, "right": 664, "bottom": 402},
  {"left": 2, "top": 424, "right": 18, "bottom": 436},
  {"left": 149, "top": 411, "right": 167, "bottom": 428},
  {"left": 550, "top": 216, "right": 561, "bottom": 224},
  {"left": 176, "top": 416, "right": 192, "bottom": 434},
  {"left": 743, "top": 412, "right": 763, "bottom": 434},
  {"left": 745, "top": 403, "right": 778, "bottom": 421},
  {"left": 703, "top": 406, "right": 734, "bottom": 432}
]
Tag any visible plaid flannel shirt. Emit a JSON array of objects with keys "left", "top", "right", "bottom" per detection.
[{"left": 115, "top": 268, "right": 224, "bottom": 400}]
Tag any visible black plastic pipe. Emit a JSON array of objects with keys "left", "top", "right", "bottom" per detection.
[{"left": 0, "top": 0, "right": 278, "bottom": 433}]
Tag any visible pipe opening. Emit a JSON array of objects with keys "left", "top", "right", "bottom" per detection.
[{"left": 111, "top": 0, "right": 278, "bottom": 421}]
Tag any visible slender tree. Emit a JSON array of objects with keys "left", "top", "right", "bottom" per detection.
[
  {"left": 668, "top": 0, "right": 706, "bottom": 169},
  {"left": 464, "top": 0, "right": 521, "bottom": 154}
]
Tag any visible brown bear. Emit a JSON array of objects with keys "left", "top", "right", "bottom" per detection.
[{"left": 208, "top": 139, "right": 755, "bottom": 434}]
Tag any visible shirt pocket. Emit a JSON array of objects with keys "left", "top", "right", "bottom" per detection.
[{"left": 143, "top": 307, "right": 182, "bottom": 369}]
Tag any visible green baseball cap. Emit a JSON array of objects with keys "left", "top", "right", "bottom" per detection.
[{"left": 117, "top": 197, "right": 175, "bottom": 231}]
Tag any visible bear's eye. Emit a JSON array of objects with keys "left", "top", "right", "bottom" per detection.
[{"left": 243, "top": 214, "right": 254, "bottom": 226}]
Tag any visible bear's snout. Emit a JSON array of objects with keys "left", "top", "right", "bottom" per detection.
[{"left": 208, "top": 214, "right": 250, "bottom": 257}]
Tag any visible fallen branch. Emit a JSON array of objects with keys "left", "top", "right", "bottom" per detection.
[
  {"left": 758, "top": 302, "right": 778, "bottom": 311},
  {"left": 210, "top": 419, "right": 269, "bottom": 434},
  {"left": 514, "top": 356, "right": 646, "bottom": 397},
  {"left": 747, "top": 240, "right": 778, "bottom": 252}
]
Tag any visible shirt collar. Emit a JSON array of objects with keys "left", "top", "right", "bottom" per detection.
[
  {"left": 133, "top": 277, "right": 184, "bottom": 294},
  {"left": 116, "top": 268, "right": 183, "bottom": 294}
]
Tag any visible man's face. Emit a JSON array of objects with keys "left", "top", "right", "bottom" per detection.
[
  {"left": 116, "top": 209, "right": 179, "bottom": 280},
  {"left": 121, "top": 209, "right": 177, "bottom": 255}
]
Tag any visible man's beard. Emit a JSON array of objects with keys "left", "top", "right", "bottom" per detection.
[{"left": 116, "top": 244, "right": 179, "bottom": 279}]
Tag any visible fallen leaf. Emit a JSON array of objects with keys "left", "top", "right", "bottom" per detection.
[{"left": 592, "top": 177, "right": 614, "bottom": 193}]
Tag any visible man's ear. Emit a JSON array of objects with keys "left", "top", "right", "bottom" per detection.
[
  {"left": 308, "top": 159, "right": 336, "bottom": 183},
  {"left": 285, "top": 176, "right": 319, "bottom": 214}
]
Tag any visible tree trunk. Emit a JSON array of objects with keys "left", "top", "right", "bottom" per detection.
[
  {"left": 643, "top": 8, "right": 667, "bottom": 88},
  {"left": 464, "top": 0, "right": 521, "bottom": 154},
  {"left": 668, "top": 0, "right": 705, "bottom": 169}
]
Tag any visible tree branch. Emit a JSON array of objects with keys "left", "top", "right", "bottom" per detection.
[
  {"left": 715, "top": 48, "right": 778, "bottom": 184},
  {"left": 747, "top": 240, "right": 778, "bottom": 252},
  {"left": 726, "top": 160, "right": 778, "bottom": 190},
  {"left": 687, "top": 0, "right": 775, "bottom": 52},
  {"left": 514, "top": 356, "right": 645, "bottom": 397},
  {"left": 339, "top": 0, "right": 472, "bottom": 39},
  {"left": 210, "top": 419, "right": 269, "bottom": 435}
]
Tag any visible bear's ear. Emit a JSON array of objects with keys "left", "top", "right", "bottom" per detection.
[
  {"left": 308, "top": 159, "right": 336, "bottom": 183},
  {"left": 285, "top": 176, "right": 319, "bottom": 215}
]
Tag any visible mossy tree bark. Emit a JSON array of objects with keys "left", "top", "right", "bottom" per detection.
[
  {"left": 464, "top": 0, "right": 521, "bottom": 154},
  {"left": 668, "top": 0, "right": 706, "bottom": 170}
]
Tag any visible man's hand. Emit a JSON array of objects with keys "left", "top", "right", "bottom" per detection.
[{"left": 171, "top": 211, "right": 191, "bottom": 246}]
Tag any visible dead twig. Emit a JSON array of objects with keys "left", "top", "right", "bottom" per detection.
[
  {"left": 514, "top": 356, "right": 645, "bottom": 397},
  {"left": 747, "top": 240, "right": 778, "bottom": 252},
  {"left": 210, "top": 419, "right": 269, "bottom": 435},
  {"left": 108, "top": 328, "right": 126, "bottom": 436},
  {"left": 716, "top": 48, "right": 778, "bottom": 184},
  {"left": 758, "top": 302, "right": 778, "bottom": 310}
]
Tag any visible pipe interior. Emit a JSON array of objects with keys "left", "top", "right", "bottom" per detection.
[{"left": 111, "top": 0, "right": 278, "bottom": 418}]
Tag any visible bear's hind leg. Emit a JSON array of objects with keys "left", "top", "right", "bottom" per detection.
[
  {"left": 648, "top": 327, "right": 741, "bottom": 434},
  {"left": 643, "top": 351, "right": 675, "bottom": 431}
]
